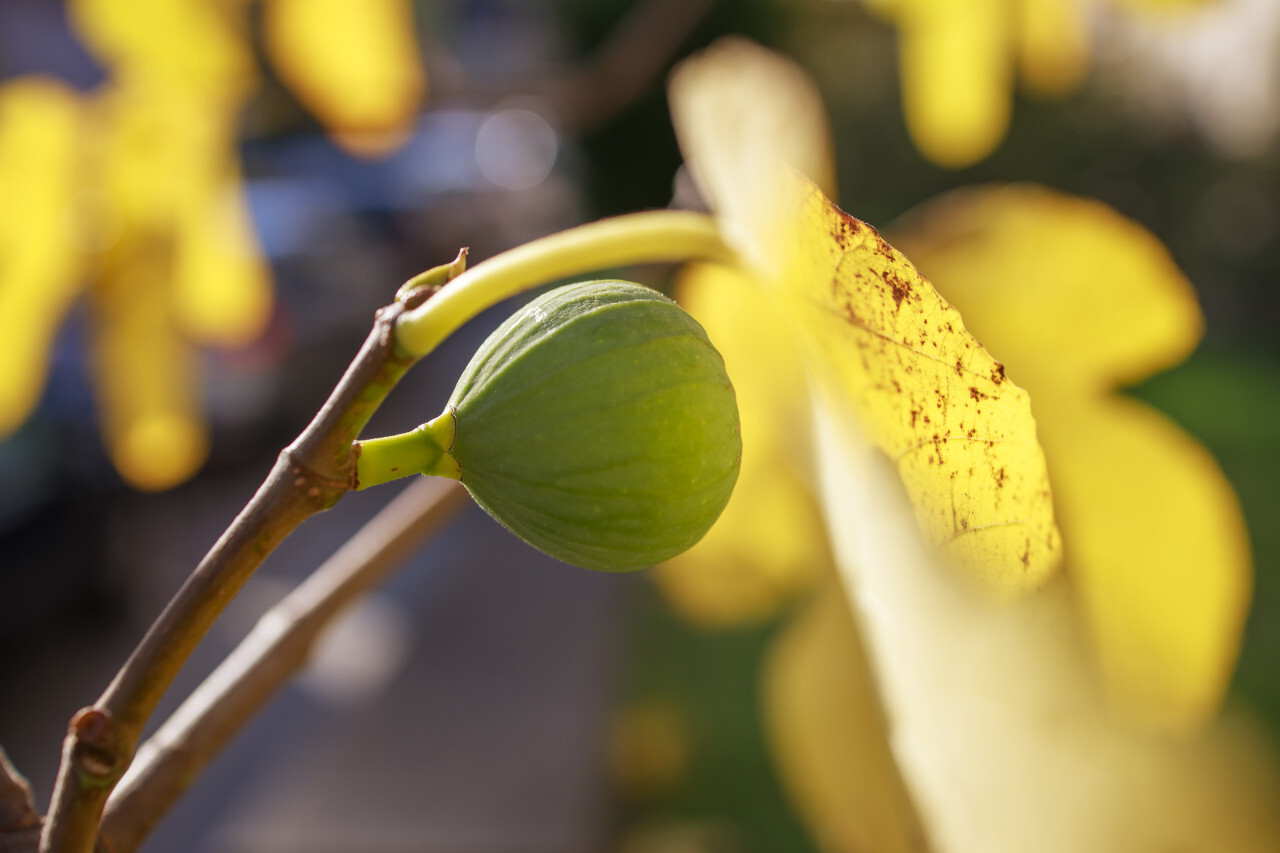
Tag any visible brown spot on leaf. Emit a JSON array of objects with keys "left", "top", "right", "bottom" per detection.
[
  {"left": 842, "top": 302, "right": 866, "bottom": 328},
  {"left": 969, "top": 387, "right": 988, "bottom": 402},
  {"left": 992, "top": 363, "right": 1006, "bottom": 385},
  {"left": 886, "top": 271, "right": 912, "bottom": 309},
  {"left": 955, "top": 359, "right": 965, "bottom": 377},
  {"left": 829, "top": 211, "right": 866, "bottom": 250},
  {"left": 830, "top": 221, "right": 852, "bottom": 250},
  {"left": 995, "top": 467, "right": 1007, "bottom": 488}
]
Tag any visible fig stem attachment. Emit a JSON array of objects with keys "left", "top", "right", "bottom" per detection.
[
  {"left": 393, "top": 210, "right": 732, "bottom": 358},
  {"left": 354, "top": 410, "right": 461, "bottom": 490},
  {"left": 396, "top": 248, "right": 469, "bottom": 305}
]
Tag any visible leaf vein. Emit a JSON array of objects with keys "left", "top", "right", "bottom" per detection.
[{"left": 940, "top": 517, "right": 1031, "bottom": 545}]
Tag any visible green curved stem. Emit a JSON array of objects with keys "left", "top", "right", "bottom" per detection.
[
  {"left": 354, "top": 410, "right": 460, "bottom": 489},
  {"left": 394, "top": 210, "right": 732, "bottom": 358}
]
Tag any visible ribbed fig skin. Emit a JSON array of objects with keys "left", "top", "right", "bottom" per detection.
[{"left": 448, "top": 280, "right": 741, "bottom": 571}]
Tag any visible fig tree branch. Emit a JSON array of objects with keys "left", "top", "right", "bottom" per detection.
[
  {"left": 0, "top": 746, "right": 40, "bottom": 853},
  {"left": 39, "top": 293, "right": 432, "bottom": 853},
  {"left": 98, "top": 477, "right": 468, "bottom": 853}
]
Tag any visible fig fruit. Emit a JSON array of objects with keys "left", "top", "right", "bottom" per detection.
[{"left": 361, "top": 279, "right": 741, "bottom": 571}]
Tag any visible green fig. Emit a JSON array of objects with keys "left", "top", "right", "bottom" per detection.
[{"left": 358, "top": 280, "right": 742, "bottom": 571}]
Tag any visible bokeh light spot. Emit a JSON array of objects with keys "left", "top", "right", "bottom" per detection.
[{"left": 475, "top": 108, "right": 558, "bottom": 190}]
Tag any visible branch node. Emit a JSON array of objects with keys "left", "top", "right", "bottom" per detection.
[
  {"left": 68, "top": 710, "right": 121, "bottom": 785},
  {"left": 276, "top": 450, "right": 351, "bottom": 511}
]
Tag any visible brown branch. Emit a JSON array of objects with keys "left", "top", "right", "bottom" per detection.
[
  {"left": 425, "top": 0, "right": 720, "bottom": 131},
  {"left": 0, "top": 747, "right": 40, "bottom": 853},
  {"left": 96, "top": 477, "right": 468, "bottom": 853},
  {"left": 40, "top": 281, "right": 443, "bottom": 853},
  {"left": 543, "top": 0, "right": 721, "bottom": 129}
]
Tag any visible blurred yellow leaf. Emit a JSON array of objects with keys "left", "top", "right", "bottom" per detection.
[
  {"left": 264, "top": 0, "right": 426, "bottom": 157},
  {"left": 1015, "top": 0, "right": 1089, "bottom": 97},
  {"left": 805, "top": 409, "right": 1280, "bottom": 852},
  {"left": 1117, "top": 0, "right": 1216, "bottom": 11},
  {"left": 96, "top": 86, "right": 272, "bottom": 346},
  {"left": 670, "top": 37, "right": 836, "bottom": 270},
  {"left": 667, "top": 38, "right": 1273, "bottom": 853},
  {"left": 869, "top": 0, "right": 1221, "bottom": 166},
  {"left": 93, "top": 238, "right": 207, "bottom": 491},
  {"left": 895, "top": 0, "right": 1011, "bottom": 168},
  {"left": 765, "top": 577, "right": 928, "bottom": 853},
  {"left": 170, "top": 150, "right": 272, "bottom": 346},
  {"left": 0, "top": 0, "right": 441, "bottom": 487},
  {"left": 670, "top": 39, "right": 1061, "bottom": 595},
  {"left": 69, "top": 0, "right": 255, "bottom": 97},
  {"left": 0, "top": 78, "right": 88, "bottom": 433},
  {"left": 888, "top": 184, "right": 1250, "bottom": 730},
  {"left": 76, "top": 81, "right": 269, "bottom": 487},
  {"left": 52, "top": 0, "right": 269, "bottom": 488},
  {"left": 867, "top": 0, "right": 1093, "bottom": 166}
]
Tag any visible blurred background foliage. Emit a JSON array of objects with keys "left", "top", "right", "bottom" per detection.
[{"left": 1, "top": 0, "right": 1279, "bottom": 851}]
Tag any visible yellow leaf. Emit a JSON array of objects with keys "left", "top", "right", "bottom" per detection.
[
  {"left": 664, "top": 37, "right": 1271, "bottom": 853},
  {"left": 670, "top": 40, "right": 1061, "bottom": 594},
  {"left": 3, "top": 0, "right": 278, "bottom": 487},
  {"left": 1115, "top": 0, "right": 1217, "bottom": 12},
  {"left": 0, "top": 78, "right": 88, "bottom": 434},
  {"left": 669, "top": 37, "right": 835, "bottom": 273},
  {"left": 675, "top": 264, "right": 812, "bottom": 462},
  {"left": 1015, "top": 0, "right": 1089, "bottom": 97},
  {"left": 1042, "top": 394, "right": 1251, "bottom": 729},
  {"left": 95, "top": 86, "right": 226, "bottom": 229},
  {"left": 895, "top": 0, "right": 1012, "bottom": 168},
  {"left": 172, "top": 172, "right": 273, "bottom": 346},
  {"left": 764, "top": 578, "right": 929, "bottom": 853},
  {"left": 265, "top": 0, "right": 426, "bottom": 157},
  {"left": 867, "top": 0, "right": 1095, "bottom": 166},
  {"left": 69, "top": 0, "right": 255, "bottom": 97},
  {"left": 170, "top": 142, "right": 272, "bottom": 347},
  {"left": 93, "top": 85, "right": 272, "bottom": 347},
  {"left": 807, "top": 403, "right": 1280, "bottom": 853},
  {"left": 891, "top": 185, "right": 1201, "bottom": 389},
  {"left": 92, "top": 242, "right": 207, "bottom": 491},
  {"left": 888, "top": 184, "right": 1250, "bottom": 730},
  {"left": 785, "top": 180, "right": 1060, "bottom": 594}
]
